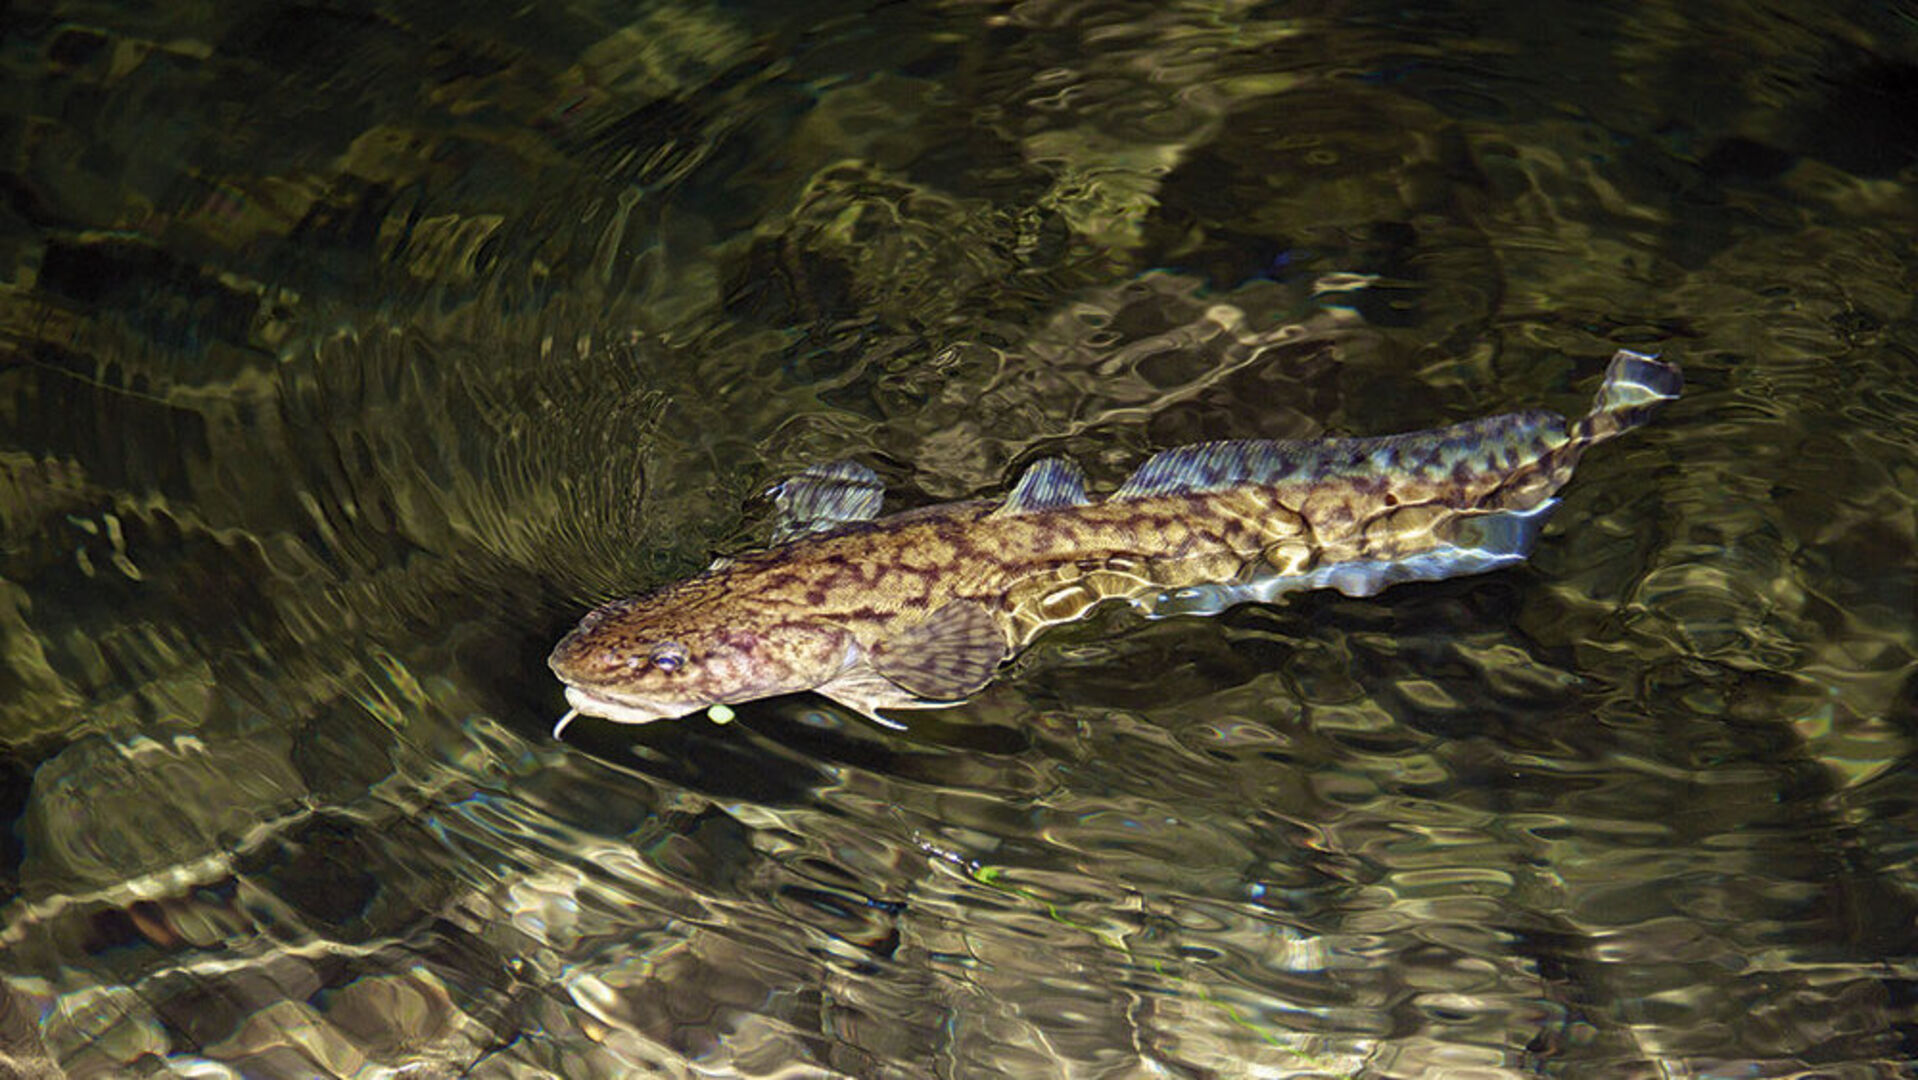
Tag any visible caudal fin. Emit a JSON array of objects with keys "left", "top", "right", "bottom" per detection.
[{"left": 1574, "top": 349, "right": 1682, "bottom": 444}]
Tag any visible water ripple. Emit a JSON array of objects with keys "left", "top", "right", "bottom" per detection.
[{"left": 4, "top": 1, "right": 1918, "bottom": 1077}]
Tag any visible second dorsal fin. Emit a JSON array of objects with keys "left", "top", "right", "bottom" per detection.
[
  {"left": 991, "top": 457, "right": 1091, "bottom": 517},
  {"left": 1109, "top": 411, "right": 1571, "bottom": 502}
]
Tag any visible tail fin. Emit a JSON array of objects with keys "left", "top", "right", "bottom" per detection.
[{"left": 1574, "top": 349, "right": 1682, "bottom": 444}]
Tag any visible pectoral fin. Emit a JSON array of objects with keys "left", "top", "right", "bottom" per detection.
[{"left": 868, "top": 600, "right": 1007, "bottom": 700}]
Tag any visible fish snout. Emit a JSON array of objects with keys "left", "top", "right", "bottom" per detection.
[
  {"left": 545, "top": 625, "right": 596, "bottom": 682},
  {"left": 546, "top": 619, "right": 641, "bottom": 688}
]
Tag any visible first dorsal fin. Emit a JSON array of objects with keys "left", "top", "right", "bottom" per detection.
[
  {"left": 991, "top": 457, "right": 1091, "bottom": 517},
  {"left": 768, "top": 460, "right": 884, "bottom": 543}
]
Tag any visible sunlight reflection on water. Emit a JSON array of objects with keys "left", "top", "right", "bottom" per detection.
[{"left": 2, "top": 0, "right": 1916, "bottom": 1077}]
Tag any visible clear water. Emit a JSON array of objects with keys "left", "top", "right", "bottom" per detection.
[{"left": 2, "top": 1, "right": 1915, "bottom": 1076}]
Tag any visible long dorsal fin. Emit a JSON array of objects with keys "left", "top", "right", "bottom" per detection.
[
  {"left": 768, "top": 460, "right": 884, "bottom": 542},
  {"left": 1110, "top": 412, "right": 1568, "bottom": 501},
  {"left": 991, "top": 457, "right": 1091, "bottom": 517},
  {"left": 1112, "top": 440, "right": 1309, "bottom": 499}
]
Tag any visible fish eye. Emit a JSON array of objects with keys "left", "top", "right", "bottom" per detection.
[{"left": 649, "top": 642, "right": 687, "bottom": 673}]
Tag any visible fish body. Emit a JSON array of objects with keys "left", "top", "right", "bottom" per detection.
[{"left": 549, "top": 349, "right": 1680, "bottom": 733}]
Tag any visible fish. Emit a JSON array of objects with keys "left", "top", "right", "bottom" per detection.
[{"left": 548, "top": 349, "right": 1681, "bottom": 735}]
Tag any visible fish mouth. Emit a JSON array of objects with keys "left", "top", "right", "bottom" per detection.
[{"left": 559, "top": 684, "right": 703, "bottom": 727}]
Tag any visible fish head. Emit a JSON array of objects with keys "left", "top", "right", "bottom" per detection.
[{"left": 548, "top": 577, "right": 854, "bottom": 727}]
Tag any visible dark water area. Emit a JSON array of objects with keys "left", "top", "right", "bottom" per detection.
[{"left": 2, "top": 0, "right": 1916, "bottom": 1076}]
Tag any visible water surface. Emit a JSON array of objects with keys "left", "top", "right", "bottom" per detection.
[{"left": 2, "top": 1, "right": 1915, "bottom": 1076}]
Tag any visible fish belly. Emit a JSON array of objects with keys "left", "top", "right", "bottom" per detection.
[{"left": 1144, "top": 498, "right": 1558, "bottom": 617}]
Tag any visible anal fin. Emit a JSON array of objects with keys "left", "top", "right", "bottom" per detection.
[{"left": 1142, "top": 501, "right": 1560, "bottom": 614}]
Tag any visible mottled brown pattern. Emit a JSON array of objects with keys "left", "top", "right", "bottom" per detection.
[
  {"left": 550, "top": 351, "right": 1680, "bottom": 725},
  {"left": 559, "top": 457, "right": 1523, "bottom": 693}
]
